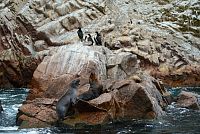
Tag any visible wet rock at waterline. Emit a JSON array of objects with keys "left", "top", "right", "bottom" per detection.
[
  {"left": 176, "top": 91, "right": 200, "bottom": 110},
  {"left": 17, "top": 75, "right": 169, "bottom": 127}
]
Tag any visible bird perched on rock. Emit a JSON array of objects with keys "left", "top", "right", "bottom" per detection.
[
  {"left": 108, "top": 18, "right": 112, "bottom": 24},
  {"left": 84, "top": 35, "right": 88, "bottom": 41},
  {"left": 87, "top": 34, "right": 94, "bottom": 46},
  {"left": 94, "top": 31, "right": 102, "bottom": 46},
  {"left": 77, "top": 27, "right": 83, "bottom": 42}
]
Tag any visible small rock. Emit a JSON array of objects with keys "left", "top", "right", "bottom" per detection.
[
  {"left": 100, "top": 24, "right": 115, "bottom": 33},
  {"left": 176, "top": 91, "right": 200, "bottom": 110},
  {"left": 33, "top": 40, "right": 48, "bottom": 52},
  {"left": 18, "top": 115, "right": 50, "bottom": 129},
  {"left": 117, "top": 36, "right": 132, "bottom": 46},
  {"left": 33, "top": 98, "right": 55, "bottom": 105},
  {"left": 137, "top": 39, "right": 151, "bottom": 53},
  {"left": 36, "top": 107, "right": 57, "bottom": 123},
  {"left": 128, "top": 75, "right": 142, "bottom": 83},
  {"left": 19, "top": 104, "right": 41, "bottom": 117},
  {"left": 89, "top": 93, "right": 113, "bottom": 111}
]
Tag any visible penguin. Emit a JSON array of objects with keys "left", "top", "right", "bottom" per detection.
[
  {"left": 84, "top": 35, "right": 88, "bottom": 41},
  {"left": 77, "top": 27, "right": 83, "bottom": 42},
  {"left": 87, "top": 34, "right": 94, "bottom": 46},
  {"left": 94, "top": 31, "right": 102, "bottom": 46},
  {"left": 108, "top": 18, "right": 112, "bottom": 24},
  {"left": 129, "top": 19, "right": 132, "bottom": 24}
]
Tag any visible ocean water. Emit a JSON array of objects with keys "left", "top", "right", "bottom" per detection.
[{"left": 0, "top": 87, "right": 200, "bottom": 134}]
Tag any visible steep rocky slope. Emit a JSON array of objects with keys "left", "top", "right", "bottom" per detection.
[
  {"left": 0, "top": 0, "right": 199, "bottom": 128},
  {"left": 0, "top": 0, "right": 199, "bottom": 88}
]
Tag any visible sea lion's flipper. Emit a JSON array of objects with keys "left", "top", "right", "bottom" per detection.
[{"left": 71, "top": 97, "right": 77, "bottom": 105}]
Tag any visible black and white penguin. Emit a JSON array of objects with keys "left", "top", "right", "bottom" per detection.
[
  {"left": 87, "top": 34, "right": 94, "bottom": 46},
  {"left": 94, "top": 31, "right": 102, "bottom": 46},
  {"left": 77, "top": 27, "right": 83, "bottom": 42},
  {"left": 84, "top": 35, "right": 88, "bottom": 41}
]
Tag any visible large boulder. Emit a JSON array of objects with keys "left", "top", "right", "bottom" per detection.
[
  {"left": 16, "top": 43, "right": 170, "bottom": 128},
  {"left": 90, "top": 78, "right": 166, "bottom": 120},
  {"left": 176, "top": 91, "right": 200, "bottom": 110},
  {"left": 107, "top": 52, "right": 139, "bottom": 80},
  {"left": 17, "top": 98, "right": 57, "bottom": 128},
  {"left": 27, "top": 44, "right": 109, "bottom": 100},
  {"left": 17, "top": 72, "right": 169, "bottom": 127}
]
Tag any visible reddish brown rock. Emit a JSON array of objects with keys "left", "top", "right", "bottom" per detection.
[
  {"left": 111, "top": 79, "right": 165, "bottom": 119},
  {"left": 18, "top": 115, "right": 50, "bottom": 129},
  {"left": 32, "top": 98, "right": 56, "bottom": 105},
  {"left": 61, "top": 77, "right": 167, "bottom": 126},
  {"left": 27, "top": 44, "right": 108, "bottom": 100},
  {"left": 18, "top": 73, "right": 168, "bottom": 128},
  {"left": 176, "top": 91, "right": 200, "bottom": 110},
  {"left": 63, "top": 111, "right": 110, "bottom": 126},
  {"left": 36, "top": 107, "right": 58, "bottom": 123},
  {"left": 151, "top": 65, "right": 200, "bottom": 87},
  {"left": 89, "top": 93, "right": 115, "bottom": 118},
  {"left": 19, "top": 104, "right": 41, "bottom": 117},
  {"left": 107, "top": 52, "right": 139, "bottom": 80},
  {"left": 0, "top": 7, "right": 42, "bottom": 88},
  {"left": 17, "top": 98, "right": 57, "bottom": 127}
]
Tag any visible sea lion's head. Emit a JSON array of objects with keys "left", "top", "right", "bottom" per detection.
[{"left": 70, "top": 79, "right": 80, "bottom": 88}]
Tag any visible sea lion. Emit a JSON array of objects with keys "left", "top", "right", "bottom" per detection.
[
  {"left": 77, "top": 27, "right": 83, "bottom": 42},
  {"left": 78, "top": 81, "right": 103, "bottom": 101},
  {"left": 78, "top": 73, "right": 103, "bottom": 101},
  {"left": 94, "top": 31, "right": 102, "bottom": 46},
  {"left": 0, "top": 100, "right": 3, "bottom": 112},
  {"left": 56, "top": 79, "right": 80, "bottom": 120}
]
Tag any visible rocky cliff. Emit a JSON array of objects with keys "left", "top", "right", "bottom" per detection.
[
  {"left": 0, "top": 0, "right": 199, "bottom": 88},
  {"left": 0, "top": 0, "right": 199, "bottom": 128}
]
